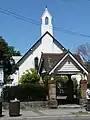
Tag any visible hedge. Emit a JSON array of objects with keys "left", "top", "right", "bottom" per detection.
[{"left": 3, "top": 83, "right": 48, "bottom": 102}]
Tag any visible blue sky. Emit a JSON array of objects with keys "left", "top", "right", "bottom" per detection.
[{"left": 0, "top": 0, "right": 90, "bottom": 54}]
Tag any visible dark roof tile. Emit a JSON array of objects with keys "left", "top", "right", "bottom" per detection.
[
  {"left": 39, "top": 52, "right": 87, "bottom": 74},
  {"left": 41, "top": 52, "right": 67, "bottom": 73}
]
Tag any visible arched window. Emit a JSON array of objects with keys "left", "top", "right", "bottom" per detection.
[
  {"left": 34, "top": 57, "right": 39, "bottom": 71},
  {"left": 45, "top": 17, "right": 49, "bottom": 25}
]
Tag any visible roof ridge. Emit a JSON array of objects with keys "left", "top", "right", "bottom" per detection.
[{"left": 17, "top": 31, "right": 67, "bottom": 66}]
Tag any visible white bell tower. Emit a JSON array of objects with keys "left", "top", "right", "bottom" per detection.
[
  {"left": 41, "top": 7, "right": 54, "bottom": 53},
  {"left": 41, "top": 7, "right": 53, "bottom": 36}
]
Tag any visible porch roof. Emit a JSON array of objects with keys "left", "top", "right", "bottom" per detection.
[{"left": 39, "top": 51, "right": 88, "bottom": 75}]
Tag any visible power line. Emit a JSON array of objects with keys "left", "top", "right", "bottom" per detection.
[
  {"left": 0, "top": 7, "right": 41, "bottom": 24},
  {"left": 54, "top": 26, "right": 90, "bottom": 38},
  {"left": 0, "top": 8, "right": 41, "bottom": 26},
  {"left": 0, "top": 7, "right": 90, "bottom": 38}
]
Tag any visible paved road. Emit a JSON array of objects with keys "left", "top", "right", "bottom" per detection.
[
  {"left": 1, "top": 116, "right": 90, "bottom": 120},
  {"left": 26, "top": 116, "right": 90, "bottom": 120},
  {"left": 0, "top": 107, "right": 90, "bottom": 120}
]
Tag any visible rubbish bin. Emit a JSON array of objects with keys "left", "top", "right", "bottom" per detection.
[
  {"left": 9, "top": 99, "right": 20, "bottom": 116},
  {"left": 0, "top": 102, "right": 2, "bottom": 117}
]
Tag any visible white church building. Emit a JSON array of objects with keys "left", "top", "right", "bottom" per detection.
[{"left": 11, "top": 7, "right": 88, "bottom": 85}]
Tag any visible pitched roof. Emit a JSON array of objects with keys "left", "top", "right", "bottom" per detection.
[
  {"left": 73, "top": 54, "right": 83, "bottom": 63},
  {"left": 39, "top": 51, "right": 88, "bottom": 75},
  {"left": 41, "top": 7, "right": 52, "bottom": 19},
  {"left": 69, "top": 51, "right": 87, "bottom": 72},
  {"left": 41, "top": 52, "right": 67, "bottom": 73},
  {"left": 17, "top": 31, "right": 67, "bottom": 66},
  {"left": 39, "top": 52, "right": 68, "bottom": 74}
]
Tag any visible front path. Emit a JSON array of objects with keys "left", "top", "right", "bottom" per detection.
[{"left": 1, "top": 107, "right": 90, "bottom": 120}]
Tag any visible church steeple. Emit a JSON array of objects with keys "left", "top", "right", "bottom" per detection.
[{"left": 41, "top": 7, "right": 53, "bottom": 36}]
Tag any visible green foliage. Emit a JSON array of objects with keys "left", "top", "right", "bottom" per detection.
[
  {"left": 3, "top": 84, "right": 48, "bottom": 102},
  {"left": 19, "top": 68, "right": 40, "bottom": 84},
  {"left": 43, "top": 75, "right": 68, "bottom": 89},
  {"left": 43, "top": 75, "right": 68, "bottom": 83},
  {"left": 0, "top": 36, "right": 21, "bottom": 83},
  {"left": 54, "top": 75, "right": 68, "bottom": 82},
  {"left": 0, "top": 36, "right": 21, "bottom": 57},
  {"left": 8, "top": 46, "right": 21, "bottom": 56},
  {"left": 43, "top": 76, "right": 50, "bottom": 85}
]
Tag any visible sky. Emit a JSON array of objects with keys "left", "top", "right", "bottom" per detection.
[{"left": 0, "top": 0, "right": 90, "bottom": 55}]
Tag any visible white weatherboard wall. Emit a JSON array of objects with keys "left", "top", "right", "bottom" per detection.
[
  {"left": 12, "top": 44, "right": 42, "bottom": 85},
  {"left": 19, "top": 45, "right": 42, "bottom": 77},
  {"left": 58, "top": 61, "right": 80, "bottom": 72},
  {"left": 41, "top": 34, "right": 53, "bottom": 53},
  {"left": 53, "top": 43, "right": 63, "bottom": 53}
]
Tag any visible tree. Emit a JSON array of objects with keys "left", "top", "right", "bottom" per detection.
[
  {"left": 8, "top": 46, "right": 21, "bottom": 56},
  {"left": 84, "top": 61, "right": 90, "bottom": 73},
  {"left": 0, "top": 36, "right": 21, "bottom": 57},
  {"left": 19, "top": 68, "right": 40, "bottom": 84},
  {"left": 0, "top": 36, "right": 21, "bottom": 83},
  {"left": 76, "top": 43, "right": 90, "bottom": 72},
  {"left": 76, "top": 43, "right": 90, "bottom": 62}
]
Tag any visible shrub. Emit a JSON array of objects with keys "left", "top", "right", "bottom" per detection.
[
  {"left": 3, "top": 83, "right": 48, "bottom": 102},
  {"left": 19, "top": 68, "right": 40, "bottom": 84}
]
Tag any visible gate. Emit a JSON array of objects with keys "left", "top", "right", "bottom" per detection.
[
  {"left": 56, "top": 78, "right": 67, "bottom": 104},
  {"left": 56, "top": 76, "right": 79, "bottom": 104}
]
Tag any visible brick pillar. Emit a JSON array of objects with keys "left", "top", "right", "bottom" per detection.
[
  {"left": 48, "top": 77, "right": 57, "bottom": 108},
  {"left": 80, "top": 80, "right": 87, "bottom": 105}
]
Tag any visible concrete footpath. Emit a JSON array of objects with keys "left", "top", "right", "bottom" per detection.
[{"left": 1, "top": 105, "right": 90, "bottom": 119}]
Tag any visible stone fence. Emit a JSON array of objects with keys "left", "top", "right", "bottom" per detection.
[{"left": 2, "top": 101, "right": 48, "bottom": 109}]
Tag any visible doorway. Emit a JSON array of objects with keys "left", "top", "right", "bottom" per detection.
[{"left": 56, "top": 75, "right": 79, "bottom": 105}]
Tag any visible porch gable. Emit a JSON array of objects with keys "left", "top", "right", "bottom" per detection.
[{"left": 49, "top": 52, "right": 88, "bottom": 75}]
